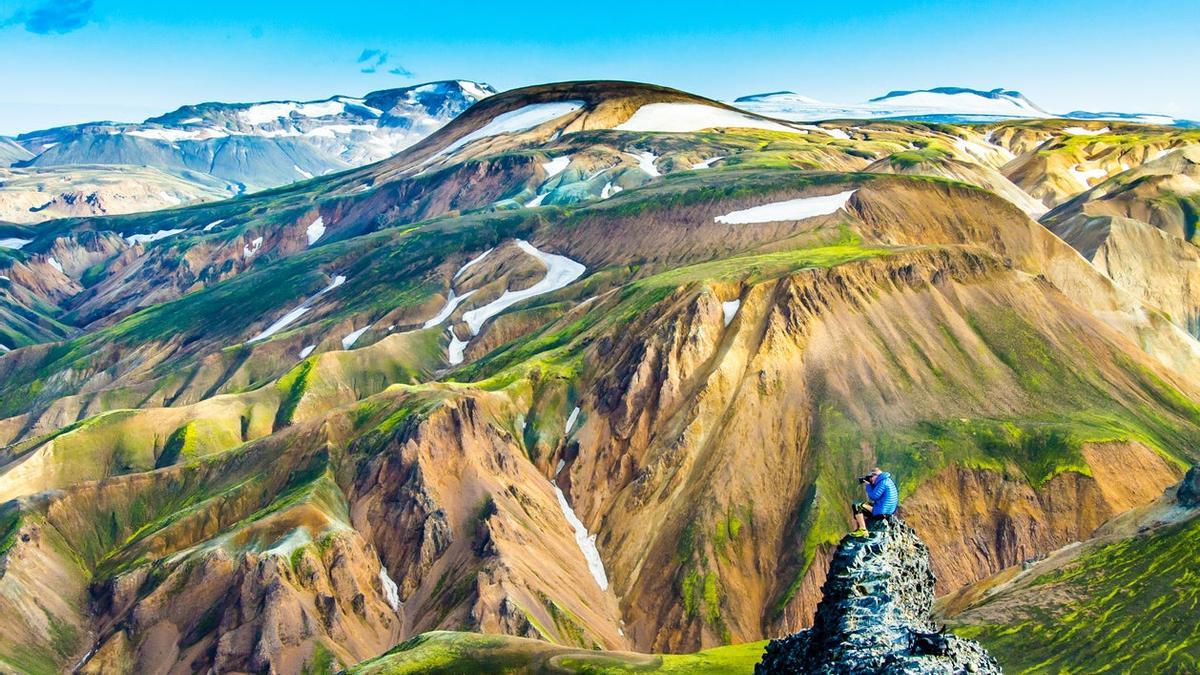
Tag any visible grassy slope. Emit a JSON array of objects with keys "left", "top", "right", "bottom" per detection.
[
  {"left": 348, "top": 631, "right": 768, "bottom": 674},
  {"left": 952, "top": 513, "right": 1200, "bottom": 673}
]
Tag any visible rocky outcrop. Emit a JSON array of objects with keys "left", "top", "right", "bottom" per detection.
[
  {"left": 1177, "top": 465, "right": 1200, "bottom": 507},
  {"left": 756, "top": 518, "right": 1000, "bottom": 674}
]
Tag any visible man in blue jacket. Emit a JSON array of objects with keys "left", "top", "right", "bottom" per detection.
[{"left": 850, "top": 467, "right": 898, "bottom": 537}]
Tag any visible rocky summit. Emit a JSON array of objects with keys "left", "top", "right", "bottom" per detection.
[{"left": 757, "top": 519, "right": 1001, "bottom": 674}]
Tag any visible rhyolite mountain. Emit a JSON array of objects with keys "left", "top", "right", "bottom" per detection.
[
  {"left": 1041, "top": 146, "right": 1200, "bottom": 336},
  {"left": 0, "top": 79, "right": 1199, "bottom": 673},
  {"left": 0, "top": 80, "right": 495, "bottom": 222},
  {"left": 939, "top": 466, "right": 1200, "bottom": 672}
]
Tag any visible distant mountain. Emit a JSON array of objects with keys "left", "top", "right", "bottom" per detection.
[
  {"left": 734, "top": 86, "right": 1048, "bottom": 123},
  {"left": 0, "top": 164, "right": 235, "bottom": 224},
  {"left": 1061, "top": 109, "right": 1197, "bottom": 127},
  {"left": 734, "top": 86, "right": 1197, "bottom": 126},
  {"left": 868, "top": 86, "right": 1049, "bottom": 117},
  {"left": 0, "top": 137, "right": 33, "bottom": 166},
  {"left": 2, "top": 80, "right": 495, "bottom": 221}
]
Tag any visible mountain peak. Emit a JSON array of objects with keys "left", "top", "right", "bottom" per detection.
[
  {"left": 733, "top": 91, "right": 828, "bottom": 105},
  {"left": 870, "top": 86, "right": 1026, "bottom": 102},
  {"left": 867, "top": 86, "right": 1049, "bottom": 117},
  {"left": 732, "top": 85, "right": 1049, "bottom": 122}
]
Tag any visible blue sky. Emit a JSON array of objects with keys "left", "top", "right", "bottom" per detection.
[{"left": 1, "top": 0, "right": 1197, "bottom": 134}]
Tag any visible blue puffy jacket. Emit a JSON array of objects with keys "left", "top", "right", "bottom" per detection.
[{"left": 865, "top": 472, "right": 899, "bottom": 516}]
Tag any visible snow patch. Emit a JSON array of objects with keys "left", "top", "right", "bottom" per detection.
[
  {"left": 0, "top": 343, "right": 9, "bottom": 353},
  {"left": 616, "top": 102, "right": 800, "bottom": 134},
  {"left": 453, "top": 248, "right": 493, "bottom": 281},
  {"left": 238, "top": 100, "right": 346, "bottom": 126},
  {"left": 263, "top": 529, "right": 310, "bottom": 558},
  {"left": 423, "top": 289, "right": 477, "bottom": 328},
  {"left": 434, "top": 101, "right": 584, "bottom": 159},
  {"left": 953, "top": 137, "right": 1014, "bottom": 163},
  {"left": 553, "top": 483, "right": 609, "bottom": 591},
  {"left": 1068, "top": 164, "right": 1108, "bottom": 189},
  {"left": 126, "top": 127, "right": 227, "bottom": 142},
  {"left": 202, "top": 219, "right": 224, "bottom": 231},
  {"left": 441, "top": 242, "right": 585, "bottom": 364},
  {"left": 525, "top": 193, "right": 548, "bottom": 208},
  {"left": 1062, "top": 126, "right": 1110, "bottom": 136},
  {"left": 600, "top": 182, "right": 622, "bottom": 199},
  {"left": 722, "top": 300, "right": 741, "bottom": 326},
  {"left": 294, "top": 165, "right": 314, "bottom": 179},
  {"left": 796, "top": 124, "right": 850, "bottom": 140},
  {"left": 379, "top": 566, "right": 400, "bottom": 612},
  {"left": 690, "top": 156, "right": 725, "bottom": 170},
  {"left": 306, "top": 216, "right": 326, "bottom": 246},
  {"left": 303, "top": 124, "right": 375, "bottom": 138},
  {"left": 555, "top": 459, "right": 565, "bottom": 477},
  {"left": 0, "top": 238, "right": 32, "bottom": 250},
  {"left": 299, "top": 345, "right": 316, "bottom": 359},
  {"left": 565, "top": 406, "right": 581, "bottom": 434},
  {"left": 626, "top": 151, "right": 660, "bottom": 177},
  {"left": 715, "top": 190, "right": 857, "bottom": 224},
  {"left": 542, "top": 155, "right": 571, "bottom": 178},
  {"left": 461, "top": 240, "right": 586, "bottom": 336},
  {"left": 458, "top": 80, "right": 495, "bottom": 101},
  {"left": 447, "top": 327, "right": 468, "bottom": 365},
  {"left": 125, "top": 228, "right": 185, "bottom": 245},
  {"left": 247, "top": 274, "right": 345, "bottom": 343},
  {"left": 243, "top": 236, "right": 264, "bottom": 258},
  {"left": 47, "top": 257, "right": 63, "bottom": 274},
  {"left": 342, "top": 325, "right": 371, "bottom": 349}
]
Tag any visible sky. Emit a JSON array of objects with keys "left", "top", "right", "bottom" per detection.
[{"left": 1, "top": 0, "right": 1197, "bottom": 135}]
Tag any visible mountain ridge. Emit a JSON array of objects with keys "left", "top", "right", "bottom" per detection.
[{"left": 0, "top": 80, "right": 496, "bottom": 222}]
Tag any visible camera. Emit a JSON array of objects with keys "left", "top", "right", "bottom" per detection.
[{"left": 858, "top": 474, "right": 872, "bottom": 484}]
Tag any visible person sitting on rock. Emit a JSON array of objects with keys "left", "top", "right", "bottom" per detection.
[{"left": 850, "top": 467, "right": 898, "bottom": 537}]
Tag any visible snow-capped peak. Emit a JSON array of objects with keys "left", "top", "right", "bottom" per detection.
[
  {"left": 732, "top": 85, "right": 1197, "bottom": 127},
  {"left": 734, "top": 91, "right": 830, "bottom": 106},
  {"left": 12, "top": 80, "right": 498, "bottom": 197},
  {"left": 867, "top": 86, "right": 1049, "bottom": 117},
  {"left": 733, "top": 85, "right": 1049, "bottom": 123}
]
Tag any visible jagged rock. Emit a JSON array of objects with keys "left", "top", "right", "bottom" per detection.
[
  {"left": 757, "top": 518, "right": 1001, "bottom": 674},
  {"left": 1176, "top": 465, "right": 1200, "bottom": 507}
]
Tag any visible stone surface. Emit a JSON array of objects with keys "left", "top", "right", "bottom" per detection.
[
  {"left": 1176, "top": 465, "right": 1200, "bottom": 507},
  {"left": 756, "top": 518, "right": 1001, "bottom": 674}
]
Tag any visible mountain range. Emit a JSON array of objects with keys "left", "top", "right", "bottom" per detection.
[
  {"left": 1, "top": 78, "right": 1199, "bottom": 673},
  {"left": 0, "top": 80, "right": 495, "bottom": 223},
  {"left": 3, "top": 83, "right": 1193, "bottom": 227}
]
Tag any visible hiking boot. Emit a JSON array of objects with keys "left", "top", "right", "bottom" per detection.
[{"left": 848, "top": 528, "right": 869, "bottom": 538}]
